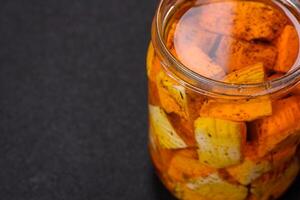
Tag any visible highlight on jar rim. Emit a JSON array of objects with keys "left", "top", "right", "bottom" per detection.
[{"left": 146, "top": 0, "right": 300, "bottom": 199}]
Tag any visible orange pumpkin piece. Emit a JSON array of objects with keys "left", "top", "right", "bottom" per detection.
[
  {"left": 271, "top": 145, "right": 297, "bottom": 169},
  {"left": 253, "top": 96, "right": 300, "bottom": 157},
  {"left": 291, "top": 83, "right": 300, "bottom": 95},
  {"left": 251, "top": 158, "right": 300, "bottom": 200},
  {"left": 148, "top": 79, "right": 160, "bottom": 106},
  {"left": 167, "top": 149, "right": 215, "bottom": 182},
  {"left": 185, "top": 92, "right": 205, "bottom": 121},
  {"left": 149, "top": 145, "right": 174, "bottom": 173},
  {"left": 274, "top": 25, "right": 299, "bottom": 73},
  {"left": 247, "top": 195, "right": 259, "bottom": 200},
  {"left": 197, "top": 1, "right": 287, "bottom": 41},
  {"left": 200, "top": 63, "right": 272, "bottom": 121},
  {"left": 267, "top": 73, "right": 284, "bottom": 80},
  {"left": 214, "top": 36, "right": 277, "bottom": 72},
  {"left": 168, "top": 113, "right": 197, "bottom": 147},
  {"left": 200, "top": 97, "right": 272, "bottom": 122}
]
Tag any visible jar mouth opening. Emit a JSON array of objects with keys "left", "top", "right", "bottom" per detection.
[{"left": 153, "top": 0, "right": 300, "bottom": 98}]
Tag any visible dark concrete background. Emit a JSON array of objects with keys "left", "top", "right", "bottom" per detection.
[{"left": 0, "top": 0, "right": 298, "bottom": 199}]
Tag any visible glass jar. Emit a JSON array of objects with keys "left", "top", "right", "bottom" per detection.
[{"left": 147, "top": 0, "right": 300, "bottom": 199}]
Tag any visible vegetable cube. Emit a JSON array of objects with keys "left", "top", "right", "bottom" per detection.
[
  {"left": 200, "top": 98, "right": 272, "bottom": 122},
  {"left": 185, "top": 173, "right": 248, "bottom": 200},
  {"left": 251, "top": 158, "right": 299, "bottom": 200},
  {"left": 274, "top": 25, "right": 299, "bottom": 72},
  {"left": 224, "top": 63, "right": 265, "bottom": 84},
  {"left": 156, "top": 72, "right": 189, "bottom": 118},
  {"left": 227, "top": 158, "right": 272, "bottom": 185},
  {"left": 252, "top": 96, "right": 300, "bottom": 156},
  {"left": 147, "top": 43, "right": 162, "bottom": 82},
  {"left": 167, "top": 149, "right": 215, "bottom": 182},
  {"left": 194, "top": 117, "right": 246, "bottom": 168},
  {"left": 214, "top": 36, "right": 277, "bottom": 72},
  {"left": 149, "top": 105, "right": 187, "bottom": 149},
  {"left": 197, "top": 1, "right": 287, "bottom": 41}
]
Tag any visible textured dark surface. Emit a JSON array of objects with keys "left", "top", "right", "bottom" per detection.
[{"left": 0, "top": 0, "right": 298, "bottom": 199}]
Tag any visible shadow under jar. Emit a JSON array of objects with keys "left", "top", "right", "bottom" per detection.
[{"left": 146, "top": 0, "right": 300, "bottom": 199}]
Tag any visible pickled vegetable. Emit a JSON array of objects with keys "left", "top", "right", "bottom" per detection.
[
  {"left": 167, "top": 149, "right": 215, "bottom": 182},
  {"left": 200, "top": 98, "right": 272, "bottom": 122},
  {"left": 252, "top": 96, "right": 300, "bottom": 156},
  {"left": 197, "top": 1, "right": 287, "bottom": 41},
  {"left": 214, "top": 36, "right": 277, "bottom": 72},
  {"left": 224, "top": 63, "right": 265, "bottom": 84},
  {"left": 147, "top": 43, "right": 162, "bottom": 82},
  {"left": 184, "top": 173, "right": 248, "bottom": 200},
  {"left": 200, "top": 63, "right": 272, "bottom": 121},
  {"left": 251, "top": 158, "right": 299, "bottom": 200},
  {"left": 149, "top": 105, "right": 187, "bottom": 149},
  {"left": 194, "top": 117, "right": 246, "bottom": 168},
  {"left": 271, "top": 146, "right": 297, "bottom": 168},
  {"left": 226, "top": 145, "right": 272, "bottom": 185},
  {"left": 274, "top": 25, "right": 299, "bottom": 72},
  {"left": 156, "top": 71, "right": 189, "bottom": 118},
  {"left": 168, "top": 114, "right": 197, "bottom": 147}
]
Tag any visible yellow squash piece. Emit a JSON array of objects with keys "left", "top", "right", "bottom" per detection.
[
  {"left": 200, "top": 98, "right": 272, "bottom": 122},
  {"left": 174, "top": 184, "right": 207, "bottom": 200},
  {"left": 156, "top": 71, "right": 189, "bottom": 118},
  {"left": 194, "top": 117, "right": 246, "bottom": 168},
  {"left": 251, "top": 158, "right": 300, "bottom": 200},
  {"left": 167, "top": 149, "right": 215, "bottom": 182},
  {"left": 274, "top": 25, "right": 299, "bottom": 73},
  {"left": 253, "top": 96, "right": 300, "bottom": 156},
  {"left": 215, "top": 36, "right": 277, "bottom": 72},
  {"left": 149, "top": 105, "right": 187, "bottom": 149},
  {"left": 185, "top": 173, "right": 248, "bottom": 200},
  {"left": 224, "top": 63, "right": 265, "bottom": 84},
  {"left": 227, "top": 158, "right": 272, "bottom": 185},
  {"left": 197, "top": 1, "right": 287, "bottom": 41}
]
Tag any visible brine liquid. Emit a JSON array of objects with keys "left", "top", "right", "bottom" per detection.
[{"left": 165, "top": 0, "right": 300, "bottom": 82}]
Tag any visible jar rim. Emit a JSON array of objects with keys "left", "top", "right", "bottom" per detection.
[{"left": 152, "top": 0, "right": 300, "bottom": 98}]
